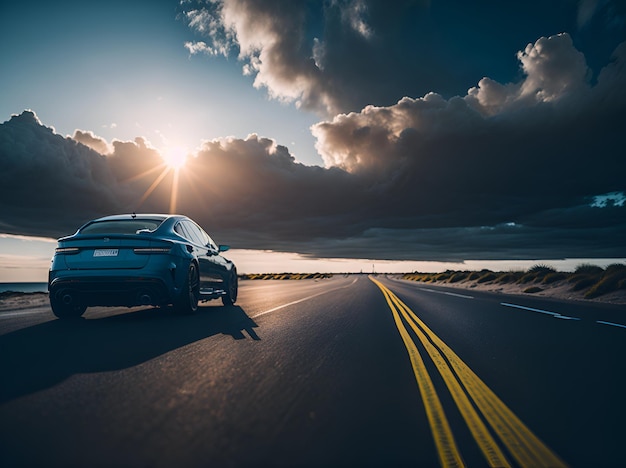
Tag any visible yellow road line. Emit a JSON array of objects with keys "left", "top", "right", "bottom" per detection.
[
  {"left": 370, "top": 277, "right": 567, "bottom": 468},
  {"left": 377, "top": 280, "right": 464, "bottom": 467},
  {"left": 384, "top": 288, "right": 511, "bottom": 467},
  {"left": 393, "top": 291, "right": 567, "bottom": 467}
]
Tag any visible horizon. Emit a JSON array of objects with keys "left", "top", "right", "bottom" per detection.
[{"left": 0, "top": 233, "right": 624, "bottom": 284}]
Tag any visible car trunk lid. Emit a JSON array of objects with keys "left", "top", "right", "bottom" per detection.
[{"left": 58, "top": 235, "right": 171, "bottom": 270}]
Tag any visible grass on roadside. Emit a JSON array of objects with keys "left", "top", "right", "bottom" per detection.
[{"left": 402, "top": 263, "right": 626, "bottom": 300}]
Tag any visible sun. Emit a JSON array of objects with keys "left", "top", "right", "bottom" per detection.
[
  {"left": 133, "top": 143, "right": 197, "bottom": 214},
  {"left": 161, "top": 146, "right": 188, "bottom": 170}
]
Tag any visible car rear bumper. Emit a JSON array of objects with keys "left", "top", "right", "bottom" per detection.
[{"left": 48, "top": 276, "right": 176, "bottom": 307}]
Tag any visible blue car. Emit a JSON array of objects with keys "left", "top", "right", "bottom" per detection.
[{"left": 48, "top": 214, "right": 238, "bottom": 319}]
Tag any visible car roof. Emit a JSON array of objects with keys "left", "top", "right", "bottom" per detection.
[{"left": 90, "top": 214, "right": 184, "bottom": 222}]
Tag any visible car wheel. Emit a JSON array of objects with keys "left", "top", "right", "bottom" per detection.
[
  {"left": 222, "top": 270, "right": 238, "bottom": 306},
  {"left": 50, "top": 294, "right": 87, "bottom": 319},
  {"left": 175, "top": 263, "right": 199, "bottom": 314}
]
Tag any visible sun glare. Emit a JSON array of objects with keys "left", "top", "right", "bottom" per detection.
[
  {"left": 161, "top": 146, "right": 188, "bottom": 170},
  {"left": 135, "top": 143, "right": 202, "bottom": 214}
]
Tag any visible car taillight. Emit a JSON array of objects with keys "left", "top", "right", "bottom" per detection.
[
  {"left": 133, "top": 247, "right": 171, "bottom": 254},
  {"left": 55, "top": 247, "right": 80, "bottom": 254}
]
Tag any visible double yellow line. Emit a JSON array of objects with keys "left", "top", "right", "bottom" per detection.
[{"left": 370, "top": 277, "right": 566, "bottom": 468}]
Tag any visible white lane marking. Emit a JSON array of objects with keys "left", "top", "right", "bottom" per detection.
[
  {"left": 251, "top": 278, "right": 358, "bottom": 318},
  {"left": 500, "top": 302, "right": 580, "bottom": 321},
  {"left": 501, "top": 302, "right": 558, "bottom": 316},
  {"left": 240, "top": 282, "right": 328, "bottom": 293},
  {"left": 418, "top": 288, "right": 474, "bottom": 300},
  {"left": 596, "top": 320, "right": 626, "bottom": 330},
  {"left": 0, "top": 309, "right": 48, "bottom": 319}
]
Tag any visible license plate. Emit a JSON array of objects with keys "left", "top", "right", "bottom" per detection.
[{"left": 93, "top": 249, "right": 119, "bottom": 257}]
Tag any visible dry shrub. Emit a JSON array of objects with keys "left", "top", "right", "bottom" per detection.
[
  {"left": 585, "top": 264, "right": 626, "bottom": 298},
  {"left": 570, "top": 276, "right": 596, "bottom": 291},
  {"left": 496, "top": 272, "right": 523, "bottom": 284},
  {"left": 574, "top": 264, "right": 604, "bottom": 275},
  {"left": 477, "top": 272, "right": 497, "bottom": 283},
  {"left": 542, "top": 272, "right": 567, "bottom": 284},
  {"left": 448, "top": 272, "right": 468, "bottom": 283},
  {"left": 528, "top": 264, "right": 556, "bottom": 274}
]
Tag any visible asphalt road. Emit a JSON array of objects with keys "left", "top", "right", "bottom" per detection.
[{"left": 1, "top": 276, "right": 625, "bottom": 467}]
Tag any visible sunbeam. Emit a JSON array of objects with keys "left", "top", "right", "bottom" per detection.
[
  {"left": 169, "top": 168, "right": 180, "bottom": 214},
  {"left": 136, "top": 167, "right": 171, "bottom": 209}
]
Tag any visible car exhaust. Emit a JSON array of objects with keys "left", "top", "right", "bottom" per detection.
[{"left": 139, "top": 293, "right": 152, "bottom": 305}]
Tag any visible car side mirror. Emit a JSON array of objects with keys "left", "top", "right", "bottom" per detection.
[{"left": 218, "top": 244, "right": 230, "bottom": 252}]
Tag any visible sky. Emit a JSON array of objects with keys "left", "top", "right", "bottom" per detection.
[{"left": 1, "top": 0, "right": 625, "bottom": 281}]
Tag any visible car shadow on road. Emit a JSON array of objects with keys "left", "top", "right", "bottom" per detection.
[{"left": 0, "top": 304, "right": 259, "bottom": 404}]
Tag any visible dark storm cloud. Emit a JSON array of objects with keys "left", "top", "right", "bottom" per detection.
[
  {"left": 0, "top": 112, "right": 368, "bottom": 244},
  {"left": 0, "top": 111, "right": 124, "bottom": 237},
  {"left": 0, "top": 114, "right": 176, "bottom": 238},
  {"left": 174, "top": 135, "right": 372, "bottom": 243},
  {"left": 1, "top": 32, "right": 625, "bottom": 260},
  {"left": 313, "top": 33, "right": 626, "bottom": 185},
  {"left": 182, "top": 0, "right": 626, "bottom": 115},
  {"left": 305, "top": 33, "right": 626, "bottom": 258},
  {"left": 284, "top": 216, "right": 626, "bottom": 262}
]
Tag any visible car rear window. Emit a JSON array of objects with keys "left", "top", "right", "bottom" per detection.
[{"left": 80, "top": 219, "right": 163, "bottom": 235}]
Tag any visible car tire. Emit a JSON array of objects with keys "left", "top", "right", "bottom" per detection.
[
  {"left": 175, "top": 263, "right": 199, "bottom": 314},
  {"left": 50, "top": 295, "right": 87, "bottom": 319},
  {"left": 222, "top": 270, "right": 238, "bottom": 306}
]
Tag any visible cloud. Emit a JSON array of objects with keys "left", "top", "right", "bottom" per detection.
[
  {"left": 517, "top": 33, "right": 591, "bottom": 101},
  {"left": 577, "top": 0, "right": 600, "bottom": 29},
  {"left": 307, "top": 34, "right": 626, "bottom": 258},
  {"left": 338, "top": 0, "right": 373, "bottom": 39},
  {"left": 184, "top": 40, "right": 216, "bottom": 55},
  {"left": 0, "top": 111, "right": 125, "bottom": 237},
  {"left": 181, "top": 0, "right": 447, "bottom": 115},
  {"left": 463, "top": 33, "right": 594, "bottom": 116},
  {"left": 72, "top": 129, "right": 111, "bottom": 154},
  {"left": 314, "top": 34, "right": 624, "bottom": 179},
  {"left": 0, "top": 113, "right": 175, "bottom": 238},
  {"left": 1, "top": 34, "right": 625, "bottom": 261},
  {"left": 287, "top": 217, "right": 626, "bottom": 262},
  {"left": 181, "top": 1, "right": 626, "bottom": 118},
  {"left": 183, "top": 0, "right": 333, "bottom": 112},
  {"left": 179, "top": 134, "right": 368, "bottom": 241}
]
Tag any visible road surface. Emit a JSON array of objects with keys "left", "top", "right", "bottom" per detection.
[{"left": 1, "top": 276, "right": 625, "bottom": 467}]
